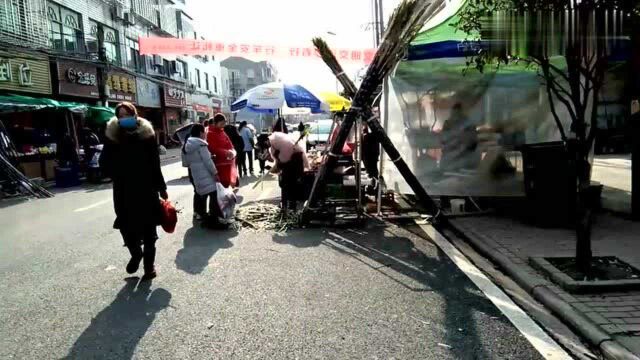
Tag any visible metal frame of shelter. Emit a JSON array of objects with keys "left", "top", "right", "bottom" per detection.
[{"left": 301, "top": 0, "right": 445, "bottom": 224}]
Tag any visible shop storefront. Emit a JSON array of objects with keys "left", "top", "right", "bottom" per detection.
[
  {"left": 192, "top": 103, "right": 213, "bottom": 120},
  {"left": 189, "top": 93, "right": 220, "bottom": 123},
  {"left": 212, "top": 98, "right": 222, "bottom": 114},
  {"left": 55, "top": 60, "right": 104, "bottom": 140},
  {"left": 0, "top": 51, "right": 61, "bottom": 181},
  {"left": 0, "top": 51, "right": 52, "bottom": 96},
  {"left": 56, "top": 60, "right": 99, "bottom": 101},
  {"left": 163, "top": 82, "right": 187, "bottom": 142},
  {"left": 106, "top": 71, "right": 136, "bottom": 104},
  {"left": 136, "top": 77, "right": 163, "bottom": 143}
]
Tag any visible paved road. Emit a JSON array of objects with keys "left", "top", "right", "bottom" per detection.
[{"left": 1, "top": 160, "right": 554, "bottom": 359}]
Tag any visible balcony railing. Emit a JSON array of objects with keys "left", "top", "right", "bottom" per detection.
[
  {"left": 130, "top": 0, "right": 157, "bottom": 26},
  {"left": 0, "top": 0, "right": 49, "bottom": 49}
]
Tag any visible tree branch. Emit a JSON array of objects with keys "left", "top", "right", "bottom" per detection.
[{"left": 544, "top": 80, "right": 569, "bottom": 142}]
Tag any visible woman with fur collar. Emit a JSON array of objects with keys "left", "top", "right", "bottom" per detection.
[{"left": 99, "top": 102, "right": 168, "bottom": 281}]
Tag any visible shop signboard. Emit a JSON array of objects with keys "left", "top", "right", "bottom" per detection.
[
  {"left": 107, "top": 71, "right": 137, "bottom": 103},
  {"left": 136, "top": 77, "right": 161, "bottom": 108},
  {"left": 211, "top": 98, "right": 222, "bottom": 112},
  {"left": 0, "top": 52, "right": 51, "bottom": 94},
  {"left": 193, "top": 103, "right": 212, "bottom": 114},
  {"left": 57, "top": 61, "right": 99, "bottom": 98},
  {"left": 164, "top": 84, "right": 186, "bottom": 108}
]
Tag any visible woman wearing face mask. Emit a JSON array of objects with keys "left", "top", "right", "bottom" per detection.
[
  {"left": 206, "top": 114, "right": 238, "bottom": 188},
  {"left": 99, "top": 102, "right": 168, "bottom": 281}
]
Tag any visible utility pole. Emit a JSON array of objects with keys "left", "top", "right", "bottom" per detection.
[
  {"left": 96, "top": 27, "right": 109, "bottom": 107},
  {"left": 631, "top": 13, "right": 640, "bottom": 220}
]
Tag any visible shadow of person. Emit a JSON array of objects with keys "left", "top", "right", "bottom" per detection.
[
  {"left": 65, "top": 278, "right": 171, "bottom": 360},
  {"left": 175, "top": 226, "right": 236, "bottom": 274},
  {"left": 166, "top": 176, "right": 191, "bottom": 187}
]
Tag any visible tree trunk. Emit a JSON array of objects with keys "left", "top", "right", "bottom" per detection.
[{"left": 574, "top": 146, "right": 593, "bottom": 273}]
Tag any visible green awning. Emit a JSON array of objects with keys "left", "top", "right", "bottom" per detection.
[
  {"left": 86, "top": 106, "right": 115, "bottom": 125},
  {"left": 0, "top": 94, "right": 87, "bottom": 114},
  {"left": 411, "top": 0, "right": 472, "bottom": 46}
]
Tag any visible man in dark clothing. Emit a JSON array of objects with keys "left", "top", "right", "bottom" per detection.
[{"left": 100, "top": 102, "right": 167, "bottom": 281}]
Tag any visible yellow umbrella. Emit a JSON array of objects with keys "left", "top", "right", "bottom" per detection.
[{"left": 320, "top": 92, "right": 351, "bottom": 112}]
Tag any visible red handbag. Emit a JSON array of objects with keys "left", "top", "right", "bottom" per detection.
[{"left": 159, "top": 199, "right": 178, "bottom": 233}]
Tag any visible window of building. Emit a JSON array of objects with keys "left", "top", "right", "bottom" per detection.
[
  {"left": 47, "top": 2, "right": 83, "bottom": 53},
  {"left": 176, "top": 60, "right": 187, "bottom": 79},
  {"left": 204, "top": 72, "right": 209, "bottom": 90},
  {"left": 163, "top": 59, "right": 170, "bottom": 75},
  {"left": 246, "top": 69, "right": 255, "bottom": 78},
  {"left": 195, "top": 68, "right": 201, "bottom": 88},
  {"left": 86, "top": 20, "right": 119, "bottom": 64},
  {"left": 213, "top": 76, "right": 218, "bottom": 93},
  {"left": 125, "top": 38, "right": 140, "bottom": 70}
]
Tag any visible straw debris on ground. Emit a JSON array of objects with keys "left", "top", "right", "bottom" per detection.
[{"left": 235, "top": 202, "right": 300, "bottom": 234}]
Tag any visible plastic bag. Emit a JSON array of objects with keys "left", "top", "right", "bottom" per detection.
[
  {"left": 216, "top": 183, "right": 242, "bottom": 222},
  {"left": 159, "top": 199, "right": 178, "bottom": 233}
]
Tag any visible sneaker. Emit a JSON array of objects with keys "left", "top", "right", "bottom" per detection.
[
  {"left": 141, "top": 268, "right": 157, "bottom": 281},
  {"left": 126, "top": 255, "right": 142, "bottom": 274}
]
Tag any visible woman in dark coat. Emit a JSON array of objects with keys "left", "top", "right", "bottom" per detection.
[
  {"left": 99, "top": 102, "right": 168, "bottom": 281},
  {"left": 224, "top": 124, "right": 245, "bottom": 180}
]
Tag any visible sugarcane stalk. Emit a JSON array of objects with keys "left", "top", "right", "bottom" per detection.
[
  {"left": 305, "top": 0, "right": 444, "bottom": 215},
  {"left": 311, "top": 37, "right": 440, "bottom": 216}
]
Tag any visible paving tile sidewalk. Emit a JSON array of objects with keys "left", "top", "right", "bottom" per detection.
[{"left": 451, "top": 212, "right": 640, "bottom": 355}]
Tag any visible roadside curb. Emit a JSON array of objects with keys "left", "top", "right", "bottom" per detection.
[{"left": 444, "top": 222, "right": 640, "bottom": 360}]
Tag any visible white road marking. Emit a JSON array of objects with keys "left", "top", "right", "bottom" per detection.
[
  {"left": 72, "top": 161, "right": 186, "bottom": 213},
  {"left": 416, "top": 223, "right": 572, "bottom": 360},
  {"left": 73, "top": 199, "right": 111, "bottom": 212}
]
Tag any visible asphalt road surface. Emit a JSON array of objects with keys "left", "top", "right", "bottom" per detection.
[{"left": 1, "top": 160, "right": 561, "bottom": 359}]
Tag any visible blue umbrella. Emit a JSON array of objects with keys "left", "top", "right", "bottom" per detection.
[{"left": 231, "top": 82, "right": 329, "bottom": 114}]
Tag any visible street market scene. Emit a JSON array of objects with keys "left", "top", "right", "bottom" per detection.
[{"left": 1, "top": 0, "right": 640, "bottom": 359}]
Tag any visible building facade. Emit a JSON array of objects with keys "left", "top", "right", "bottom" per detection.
[{"left": 0, "top": 0, "right": 226, "bottom": 143}]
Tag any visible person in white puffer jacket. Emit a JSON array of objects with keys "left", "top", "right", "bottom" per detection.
[{"left": 181, "top": 124, "right": 223, "bottom": 226}]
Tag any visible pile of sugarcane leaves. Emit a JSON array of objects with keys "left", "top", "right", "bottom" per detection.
[{"left": 235, "top": 202, "right": 301, "bottom": 234}]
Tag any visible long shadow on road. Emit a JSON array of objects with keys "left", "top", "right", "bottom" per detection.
[
  {"left": 65, "top": 278, "right": 171, "bottom": 360},
  {"left": 273, "top": 222, "right": 536, "bottom": 359},
  {"left": 175, "top": 225, "right": 236, "bottom": 274}
]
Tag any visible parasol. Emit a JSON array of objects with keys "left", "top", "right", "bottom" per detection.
[
  {"left": 319, "top": 92, "right": 351, "bottom": 112},
  {"left": 231, "top": 82, "right": 329, "bottom": 114}
]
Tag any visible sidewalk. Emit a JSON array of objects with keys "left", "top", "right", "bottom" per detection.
[
  {"left": 592, "top": 154, "right": 632, "bottom": 215},
  {"left": 160, "top": 146, "right": 182, "bottom": 163},
  {"left": 450, "top": 211, "right": 640, "bottom": 357}
]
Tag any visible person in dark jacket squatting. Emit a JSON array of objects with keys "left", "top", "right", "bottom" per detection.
[{"left": 100, "top": 102, "right": 168, "bottom": 281}]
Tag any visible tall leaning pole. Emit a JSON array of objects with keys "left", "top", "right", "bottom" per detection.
[{"left": 304, "top": 0, "right": 446, "bottom": 219}]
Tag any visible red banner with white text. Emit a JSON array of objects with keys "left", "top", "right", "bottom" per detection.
[{"left": 139, "top": 37, "right": 376, "bottom": 64}]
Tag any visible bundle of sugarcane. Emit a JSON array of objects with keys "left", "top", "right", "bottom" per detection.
[
  {"left": 235, "top": 202, "right": 300, "bottom": 233},
  {"left": 312, "top": 38, "right": 359, "bottom": 98},
  {"left": 306, "top": 0, "right": 445, "bottom": 207}
]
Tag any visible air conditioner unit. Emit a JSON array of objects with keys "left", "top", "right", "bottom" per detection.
[
  {"left": 123, "top": 11, "right": 136, "bottom": 25},
  {"left": 203, "top": 55, "right": 209, "bottom": 62},
  {"left": 152, "top": 55, "right": 163, "bottom": 66},
  {"left": 112, "top": 5, "right": 124, "bottom": 20}
]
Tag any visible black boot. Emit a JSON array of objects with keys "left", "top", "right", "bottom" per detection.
[
  {"left": 126, "top": 246, "right": 143, "bottom": 274},
  {"left": 141, "top": 244, "right": 157, "bottom": 281}
]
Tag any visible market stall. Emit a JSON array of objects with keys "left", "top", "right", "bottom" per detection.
[{"left": 0, "top": 94, "right": 112, "bottom": 188}]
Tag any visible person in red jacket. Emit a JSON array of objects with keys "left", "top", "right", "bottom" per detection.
[{"left": 206, "top": 114, "right": 238, "bottom": 188}]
